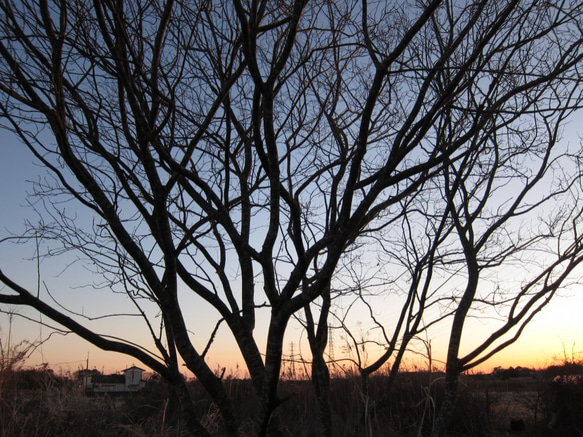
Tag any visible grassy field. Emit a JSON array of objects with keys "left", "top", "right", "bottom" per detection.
[{"left": 1, "top": 364, "right": 582, "bottom": 436}]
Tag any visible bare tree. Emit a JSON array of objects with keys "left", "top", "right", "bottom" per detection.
[{"left": 1, "top": 0, "right": 583, "bottom": 436}]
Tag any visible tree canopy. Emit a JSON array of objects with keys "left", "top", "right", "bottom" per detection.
[{"left": 1, "top": 0, "right": 583, "bottom": 435}]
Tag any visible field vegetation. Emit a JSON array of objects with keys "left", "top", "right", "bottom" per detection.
[{"left": 2, "top": 356, "right": 583, "bottom": 436}]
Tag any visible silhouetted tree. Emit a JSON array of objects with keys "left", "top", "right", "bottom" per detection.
[{"left": 1, "top": 1, "right": 583, "bottom": 436}]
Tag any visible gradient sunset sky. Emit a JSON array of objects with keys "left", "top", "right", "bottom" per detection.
[{"left": 2, "top": 124, "right": 583, "bottom": 377}]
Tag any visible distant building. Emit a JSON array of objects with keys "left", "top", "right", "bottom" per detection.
[
  {"left": 492, "top": 366, "right": 534, "bottom": 380},
  {"left": 83, "top": 366, "right": 145, "bottom": 394}
]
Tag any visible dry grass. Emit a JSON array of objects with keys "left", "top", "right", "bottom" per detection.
[{"left": 1, "top": 366, "right": 581, "bottom": 436}]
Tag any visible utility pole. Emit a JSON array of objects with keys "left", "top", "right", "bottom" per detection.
[
  {"left": 289, "top": 341, "right": 296, "bottom": 379},
  {"left": 328, "top": 325, "right": 335, "bottom": 361}
]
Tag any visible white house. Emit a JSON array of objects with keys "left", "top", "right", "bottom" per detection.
[{"left": 83, "top": 366, "right": 146, "bottom": 394}]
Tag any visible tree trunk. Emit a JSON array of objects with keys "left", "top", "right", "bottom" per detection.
[
  {"left": 312, "top": 352, "right": 332, "bottom": 437},
  {"left": 256, "top": 316, "right": 287, "bottom": 437},
  {"left": 349, "top": 372, "right": 370, "bottom": 437},
  {"left": 430, "top": 368, "right": 459, "bottom": 437},
  {"left": 169, "top": 375, "right": 213, "bottom": 437}
]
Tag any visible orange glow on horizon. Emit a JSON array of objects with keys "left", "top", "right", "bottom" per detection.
[{"left": 9, "top": 288, "right": 583, "bottom": 377}]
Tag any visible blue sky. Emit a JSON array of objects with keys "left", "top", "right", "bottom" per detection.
[{"left": 2, "top": 125, "right": 583, "bottom": 376}]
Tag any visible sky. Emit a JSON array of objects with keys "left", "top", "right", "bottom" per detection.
[
  {"left": 2, "top": 126, "right": 583, "bottom": 378},
  {"left": 0, "top": 0, "right": 582, "bottom": 384}
]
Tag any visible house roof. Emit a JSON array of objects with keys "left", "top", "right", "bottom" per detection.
[{"left": 124, "top": 366, "right": 145, "bottom": 372}]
